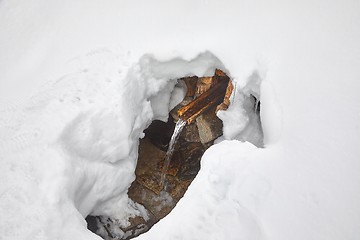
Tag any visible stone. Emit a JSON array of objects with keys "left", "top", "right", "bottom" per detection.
[
  {"left": 195, "top": 76, "right": 213, "bottom": 97},
  {"left": 168, "top": 179, "right": 192, "bottom": 200},
  {"left": 216, "top": 80, "right": 233, "bottom": 112},
  {"left": 136, "top": 173, "right": 164, "bottom": 195},
  {"left": 157, "top": 151, "right": 182, "bottom": 177},
  {"left": 180, "top": 122, "right": 201, "bottom": 142},
  {"left": 181, "top": 76, "right": 198, "bottom": 98},
  {"left": 177, "top": 142, "right": 203, "bottom": 180},
  {"left": 196, "top": 107, "right": 223, "bottom": 144},
  {"left": 214, "top": 69, "right": 233, "bottom": 112}
]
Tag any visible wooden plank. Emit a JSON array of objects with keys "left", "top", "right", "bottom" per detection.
[{"left": 177, "top": 71, "right": 230, "bottom": 124}]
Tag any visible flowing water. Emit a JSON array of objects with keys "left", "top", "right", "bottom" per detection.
[{"left": 160, "top": 119, "right": 187, "bottom": 189}]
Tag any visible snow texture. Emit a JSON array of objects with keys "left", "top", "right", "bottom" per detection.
[
  {"left": 1, "top": 0, "right": 360, "bottom": 240},
  {"left": 0, "top": 49, "right": 225, "bottom": 240}
]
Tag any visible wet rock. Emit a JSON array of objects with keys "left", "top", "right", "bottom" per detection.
[
  {"left": 180, "top": 122, "right": 201, "bottom": 142},
  {"left": 196, "top": 107, "right": 223, "bottom": 144},
  {"left": 157, "top": 151, "right": 182, "bottom": 177},
  {"left": 177, "top": 141, "right": 204, "bottom": 180},
  {"left": 94, "top": 210, "right": 156, "bottom": 240},
  {"left": 128, "top": 182, "right": 175, "bottom": 220},
  {"left": 136, "top": 138, "right": 165, "bottom": 176},
  {"left": 136, "top": 173, "right": 164, "bottom": 195},
  {"left": 168, "top": 179, "right": 193, "bottom": 200}
]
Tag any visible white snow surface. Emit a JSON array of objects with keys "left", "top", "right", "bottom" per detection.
[{"left": 1, "top": 0, "right": 360, "bottom": 240}]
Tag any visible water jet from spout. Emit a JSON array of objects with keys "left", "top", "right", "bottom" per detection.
[{"left": 160, "top": 119, "right": 186, "bottom": 190}]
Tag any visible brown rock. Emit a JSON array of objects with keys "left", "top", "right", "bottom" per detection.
[
  {"left": 168, "top": 179, "right": 192, "bottom": 200},
  {"left": 181, "top": 76, "right": 198, "bottom": 98},
  {"left": 196, "top": 107, "right": 223, "bottom": 144},
  {"left": 195, "top": 76, "right": 213, "bottom": 97},
  {"left": 136, "top": 173, "right": 163, "bottom": 195},
  {"left": 157, "top": 151, "right": 182, "bottom": 177},
  {"left": 216, "top": 80, "right": 233, "bottom": 112},
  {"left": 180, "top": 122, "right": 201, "bottom": 142}
]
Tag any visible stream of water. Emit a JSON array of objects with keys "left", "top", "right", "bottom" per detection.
[{"left": 160, "top": 119, "right": 187, "bottom": 190}]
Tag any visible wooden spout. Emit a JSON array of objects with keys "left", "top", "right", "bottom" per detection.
[{"left": 177, "top": 70, "right": 230, "bottom": 124}]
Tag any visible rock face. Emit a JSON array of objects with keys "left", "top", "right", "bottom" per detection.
[
  {"left": 196, "top": 107, "right": 223, "bottom": 144},
  {"left": 86, "top": 69, "right": 233, "bottom": 240},
  {"left": 180, "top": 122, "right": 201, "bottom": 142}
]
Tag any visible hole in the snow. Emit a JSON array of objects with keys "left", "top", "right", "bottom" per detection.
[{"left": 86, "top": 69, "right": 263, "bottom": 239}]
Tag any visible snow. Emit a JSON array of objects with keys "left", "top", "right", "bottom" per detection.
[
  {"left": 1, "top": 0, "right": 360, "bottom": 240},
  {"left": 0, "top": 50, "right": 224, "bottom": 240},
  {"left": 217, "top": 71, "right": 264, "bottom": 147},
  {"left": 137, "top": 141, "right": 264, "bottom": 240}
]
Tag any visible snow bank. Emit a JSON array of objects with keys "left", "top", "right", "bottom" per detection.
[
  {"left": 0, "top": 50, "right": 227, "bottom": 239},
  {"left": 217, "top": 70, "right": 264, "bottom": 147},
  {"left": 136, "top": 141, "right": 264, "bottom": 240}
]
